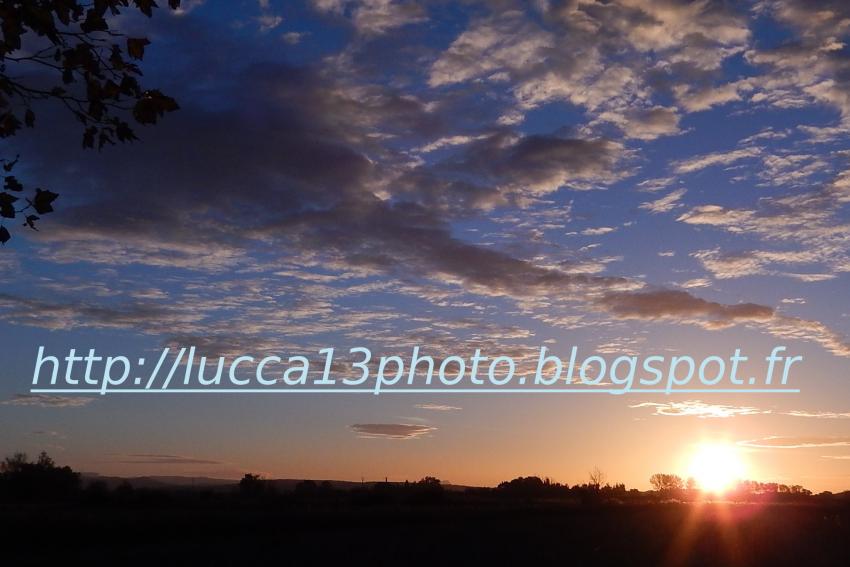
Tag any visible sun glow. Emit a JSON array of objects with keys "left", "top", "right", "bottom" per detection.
[{"left": 687, "top": 443, "right": 747, "bottom": 494}]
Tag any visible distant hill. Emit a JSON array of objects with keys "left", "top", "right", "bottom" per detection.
[
  {"left": 80, "top": 473, "right": 474, "bottom": 492},
  {"left": 81, "top": 473, "right": 237, "bottom": 490}
]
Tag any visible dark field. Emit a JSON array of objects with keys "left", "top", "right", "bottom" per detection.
[{"left": 4, "top": 498, "right": 850, "bottom": 566}]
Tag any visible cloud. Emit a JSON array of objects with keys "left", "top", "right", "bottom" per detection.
[
  {"left": 679, "top": 278, "right": 711, "bottom": 289},
  {"left": 4, "top": 0, "right": 850, "bottom": 393},
  {"left": 765, "top": 315, "right": 850, "bottom": 357},
  {"left": 442, "top": 131, "right": 628, "bottom": 196},
  {"left": 673, "top": 147, "right": 761, "bottom": 174},
  {"left": 598, "top": 290, "right": 774, "bottom": 328},
  {"left": 738, "top": 436, "right": 850, "bottom": 449},
  {"left": 312, "top": 0, "right": 426, "bottom": 36},
  {"left": 0, "top": 292, "right": 204, "bottom": 333},
  {"left": 590, "top": 287, "right": 850, "bottom": 357},
  {"left": 2, "top": 394, "right": 94, "bottom": 408},
  {"left": 350, "top": 423, "right": 436, "bottom": 439},
  {"left": 632, "top": 403, "right": 850, "bottom": 420},
  {"left": 640, "top": 188, "right": 687, "bottom": 214},
  {"left": 630, "top": 400, "right": 769, "bottom": 418},
  {"left": 414, "top": 403, "right": 461, "bottom": 411},
  {"left": 416, "top": 134, "right": 489, "bottom": 154},
  {"left": 428, "top": 10, "right": 553, "bottom": 88},
  {"left": 785, "top": 410, "right": 850, "bottom": 419},
  {"left": 798, "top": 124, "right": 850, "bottom": 144},
  {"left": 675, "top": 167, "right": 850, "bottom": 284},
  {"left": 747, "top": 1, "right": 850, "bottom": 122},
  {"left": 691, "top": 248, "right": 818, "bottom": 280},
  {"left": 117, "top": 454, "right": 221, "bottom": 465},
  {"left": 429, "top": 1, "right": 746, "bottom": 139},
  {"left": 581, "top": 226, "right": 617, "bottom": 236},
  {"left": 282, "top": 31, "right": 306, "bottom": 45},
  {"left": 31, "top": 430, "right": 65, "bottom": 438},
  {"left": 674, "top": 80, "right": 751, "bottom": 112},
  {"left": 606, "top": 106, "right": 682, "bottom": 140},
  {"left": 256, "top": 14, "right": 282, "bottom": 32}
]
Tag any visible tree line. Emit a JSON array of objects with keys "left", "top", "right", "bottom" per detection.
[{"left": 0, "top": 452, "right": 824, "bottom": 505}]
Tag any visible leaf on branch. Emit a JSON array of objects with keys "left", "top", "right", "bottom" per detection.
[
  {"left": 4, "top": 176, "right": 23, "bottom": 192},
  {"left": 80, "top": 10, "right": 109, "bottom": 33},
  {"left": 133, "top": 90, "right": 179, "bottom": 124},
  {"left": 0, "top": 192, "right": 18, "bottom": 218},
  {"left": 24, "top": 214, "right": 39, "bottom": 230},
  {"left": 24, "top": 108, "right": 35, "bottom": 128},
  {"left": 0, "top": 226, "right": 10, "bottom": 245},
  {"left": 31, "top": 188, "right": 58, "bottom": 215},
  {"left": 127, "top": 38, "right": 151, "bottom": 60},
  {"left": 120, "top": 75, "right": 141, "bottom": 97},
  {"left": 0, "top": 113, "right": 22, "bottom": 138},
  {"left": 2, "top": 155, "right": 19, "bottom": 172},
  {"left": 116, "top": 121, "right": 138, "bottom": 143},
  {"left": 134, "top": 0, "right": 157, "bottom": 18},
  {"left": 83, "top": 127, "right": 97, "bottom": 148}
]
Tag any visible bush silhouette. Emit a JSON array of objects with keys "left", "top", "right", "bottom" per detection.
[{"left": 0, "top": 451, "right": 80, "bottom": 500}]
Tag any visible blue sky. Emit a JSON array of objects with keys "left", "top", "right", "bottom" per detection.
[{"left": 2, "top": 0, "right": 850, "bottom": 490}]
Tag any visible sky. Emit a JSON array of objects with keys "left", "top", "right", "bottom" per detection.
[{"left": 2, "top": 0, "right": 850, "bottom": 491}]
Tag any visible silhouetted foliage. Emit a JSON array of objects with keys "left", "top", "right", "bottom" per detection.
[
  {"left": 0, "top": 0, "right": 181, "bottom": 243},
  {"left": 650, "top": 473, "right": 684, "bottom": 492},
  {"left": 238, "top": 473, "right": 272, "bottom": 497},
  {"left": 408, "top": 476, "right": 444, "bottom": 504},
  {"left": 588, "top": 466, "right": 606, "bottom": 490},
  {"left": 0, "top": 450, "right": 829, "bottom": 513},
  {"left": 0, "top": 450, "right": 80, "bottom": 499},
  {"left": 497, "top": 475, "right": 549, "bottom": 497}
]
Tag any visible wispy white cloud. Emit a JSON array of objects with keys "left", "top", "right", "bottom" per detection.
[
  {"left": 415, "top": 403, "right": 462, "bottom": 411},
  {"left": 630, "top": 400, "right": 769, "bottom": 418},
  {"left": 640, "top": 188, "right": 687, "bottom": 214},
  {"left": 350, "top": 423, "right": 436, "bottom": 439},
  {"left": 739, "top": 436, "right": 850, "bottom": 449}
]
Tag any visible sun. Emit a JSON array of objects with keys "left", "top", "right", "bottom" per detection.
[{"left": 687, "top": 443, "right": 747, "bottom": 494}]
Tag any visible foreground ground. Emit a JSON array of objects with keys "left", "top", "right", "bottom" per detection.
[{"left": 3, "top": 497, "right": 850, "bottom": 566}]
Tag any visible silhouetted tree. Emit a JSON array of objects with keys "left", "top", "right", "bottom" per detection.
[
  {"left": 0, "top": 0, "right": 181, "bottom": 243},
  {"left": 0, "top": 451, "right": 80, "bottom": 499},
  {"left": 238, "top": 473, "right": 271, "bottom": 497},
  {"left": 588, "top": 466, "right": 606, "bottom": 490},
  {"left": 650, "top": 473, "right": 684, "bottom": 492},
  {"left": 407, "top": 476, "right": 444, "bottom": 504},
  {"left": 498, "top": 476, "right": 546, "bottom": 497}
]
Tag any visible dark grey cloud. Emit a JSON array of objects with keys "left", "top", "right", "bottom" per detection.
[
  {"left": 442, "top": 131, "right": 626, "bottom": 195},
  {"left": 117, "top": 454, "right": 221, "bottom": 465},
  {"left": 2, "top": 394, "right": 94, "bottom": 408},
  {"left": 0, "top": 292, "right": 202, "bottom": 333},
  {"left": 598, "top": 290, "right": 774, "bottom": 327}
]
